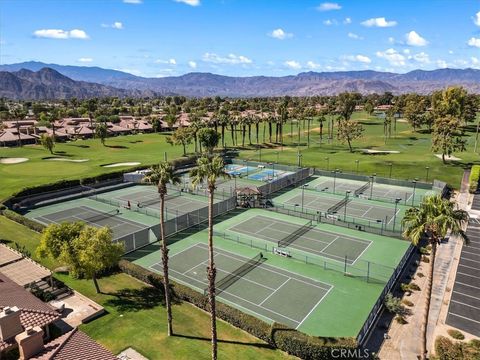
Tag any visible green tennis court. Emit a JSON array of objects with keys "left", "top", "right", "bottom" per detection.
[
  {"left": 227, "top": 214, "right": 371, "bottom": 264},
  {"left": 274, "top": 188, "right": 408, "bottom": 231},
  {"left": 150, "top": 242, "right": 332, "bottom": 329},
  {"left": 33, "top": 205, "right": 148, "bottom": 240}
]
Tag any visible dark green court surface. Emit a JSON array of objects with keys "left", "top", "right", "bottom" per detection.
[
  {"left": 151, "top": 243, "right": 332, "bottom": 329},
  {"left": 228, "top": 215, "right": 370, "bottom": 264},
  {"left": 33, "top": 205, "right": 148, "bottom": 240}
]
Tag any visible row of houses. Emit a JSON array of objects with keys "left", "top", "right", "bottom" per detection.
[{"left": 0, "top": 115, "right": 191, "bottom": 147}]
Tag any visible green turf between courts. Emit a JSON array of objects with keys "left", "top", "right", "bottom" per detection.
[{"left": 129, "top": 208, "right": 410, "bottom": 337}]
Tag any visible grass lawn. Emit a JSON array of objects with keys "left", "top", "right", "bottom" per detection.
[
  {"left": 0, "top": 216, "right": 291, "bottom": 360},
  {"left": 0, "top": 132, "right": 184, "bottom": 202},
  {"left": 238, "top": 112, "right": 480, "bottom": 189}
]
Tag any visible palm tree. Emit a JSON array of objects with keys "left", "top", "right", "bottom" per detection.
[
  {"left": 143, "top": 162, "right": 181, "bottom": 336},
  {"left": 401, "top": 195, "right": 468, "bottom": 360},
  {"left": 190, "top": 156, "right": 229, "bottom": 360}
]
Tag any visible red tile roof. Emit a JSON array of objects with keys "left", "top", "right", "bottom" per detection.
[{"left": 31, "top": 328, "right": 116, "bottom": 360}]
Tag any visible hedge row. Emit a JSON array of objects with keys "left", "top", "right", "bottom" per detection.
[
  {"left": 469, "top": 165, "right": 480, "bottom": 193},
  {"left": 118, "top": 259, "right": 358, "bottom": 359},
  {"left": 1, "top": 209, "right": 46, "bottom": 233},
  {"left": 435, "top": 336, "right": 480, "bottom": 360}
]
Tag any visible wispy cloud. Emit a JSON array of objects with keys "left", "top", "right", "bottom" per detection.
[
  {"left": 155, "top": 58, "right": 177, "bottom": 65},
  {"left": 474, "top": 11, "right": 480, "bottom": 26},
  {"left": 174, "top": 0, "right": 200, "bottom": 6},
  {"left": 468, "top": 37, "right": 480, "bottom": 48},
  {"left": 405, "top": 31, "right": 428, "bottom": 46},
  {"left": 33, "top": 29, "right": 89, "bottom": 39},
  {"left": 284, "top": 60, "right": 302, "bottom": 70},
  {"left": 202, "top": 53, "right": 252, "bottom": 64},
  {"left": 348, "top": 32, "right": 363, "bottom": 40},
  {"left": 316, "top": 2, "right": 341, "bottom": 11},
  {"left": 361, "top": 17, "right": 397, "bottom": 27},
  {"left": 101, "top": 21, "right": 124, "bottom": 29},
  {"left": 306, "top": 61, "right": 321, "bottom": 69},
  {"left": 123, "top": 0, "right": 142, "bottom": 4},
  {"left": 376, "top": 48, "right": 406, "bottom": 66},
  {"left": 268, "top": 28, "right": 293, "bottom": 40},
  {"left": 188, "top": 61, "right": 197, "bottom": 69},
  {"left": 77, "top": 57, "right": 93, "bottom": 63},
  {"left": 343, "top": 54, "right": 371, "bottom": 63}
]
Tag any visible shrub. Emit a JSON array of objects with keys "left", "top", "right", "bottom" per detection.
[
  {"left": 435, "top": 336, "right": 464, "bottom": 359},
  {"left": 395, "top": 316, "right": 407, "bottom": 324},
  {"left": 118, "top": 259, "right": 358, "bottom": 359},
  {"left": 2, "top": 210, "right": 45, "bottom": 233},
  {"left": 400, "top": 283, "right": 411, "bottom": 294},
  {"left": 447, "top": 329, "right": 465, "bottom": 340},
  {"left": 469, "top": 165, "right": 480, "bottom": 193},
  {"left": 409, "top": 283, "right": 421, "bottom": 291},
  {"left": 421, "top": 255, "right": 430, "bottom": 263},
  {"left": 402, "top": 299, "right": 414, "bottom": 307},
  {"left": 384, "top": 293, "right": 405, "bottom": 315},
  {"left": 417, "top": 272, "right": 425, "bottom": 278},
  {"left": 419, "top": 247, "right": 430, "bottom": 255}
]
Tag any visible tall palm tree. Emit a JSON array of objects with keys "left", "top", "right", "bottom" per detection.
[
  {"left": 143, "top": 162, "right": 181, "bottom": 336},
  {"left": 401, "top": 195, "right": 468, "bottom": 360},
  {"left": 190, "top": 156, "right": 229, "bottom": 360}
]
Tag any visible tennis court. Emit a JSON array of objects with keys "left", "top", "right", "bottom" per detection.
[
  {"left": 308, "top": 176, "right": 431, "bottom": 205},
  {"left": 150, "top": 242, "right": 332, "bottom": 329},
  {"left": 33, "top": 205, "right": 148, "bottom": 240},
  {"left": 276, "top": 188, "right": 407, "bottom": 230},
  {"left": 227, "top": 214, "right": 371, "bottom": 264}
]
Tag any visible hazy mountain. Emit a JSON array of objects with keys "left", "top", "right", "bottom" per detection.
[
  {"left": 1, "top": 62, "right": 480, "bottom": 97},
  {"left": 0, "top": 68, "right": 156, "bottom": 100}
]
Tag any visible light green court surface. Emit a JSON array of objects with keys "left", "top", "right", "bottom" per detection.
[{"left": 130, "top": 208, "right": 410, "bottom": 337}]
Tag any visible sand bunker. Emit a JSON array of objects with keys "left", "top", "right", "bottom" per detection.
[
  {"left": 361, "top": 149, "right": 400, "bottom": 154},
  {"left": 102, "top": 162, "right": 141, "bottom": 168},
  {"left": 45, "top": 157, "right": 89, "bottom": 163},
  {"left": 0, "top": 157, "right": 29, "bottom": 164},
  {"left": 435, "top": 154, "right": 461, "bottom": 161}
]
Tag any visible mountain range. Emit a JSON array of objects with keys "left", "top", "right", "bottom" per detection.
[{"left": 1, "top": 61, "right": 480, "bottom": 99}]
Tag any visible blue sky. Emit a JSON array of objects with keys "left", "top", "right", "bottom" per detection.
[{"left": 1, "top": 0, "right": 480, "bottom": 77}]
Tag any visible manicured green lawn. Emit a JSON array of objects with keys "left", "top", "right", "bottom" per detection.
[
  {"left": 0, "top": 216, "right": 291, "bottom": 360},
  {"left": 0, "top": 132, "right": 184, "bottom": 202},
  {"left": 238, "top": 113, "right": 480, "bottom": 189}
]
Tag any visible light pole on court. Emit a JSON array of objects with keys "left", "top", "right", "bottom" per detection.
[
  {"left": 355, "top": 159, "right": 359, "bottom": 174},
  {"left": 344, "top": 190, "right": 351, "bottom": 221},
  {"left": 425, "top": 166, "right": 430, "bottom": 182},
  {"left": 388, "top": 163, "right": 393, "bottom": 178},
  {"left": 297, "top": 150, "right": 302, "bottom": 168},
  {"left": 244, "top": 159, "right": 249, "bottom": 176},
  {"left": 301, "top": 184, "right": 309, "bottom": 212},
  {"left": 412, "top": 179, "right": 418, "bottom": 206},
  {"left": 333, "top": 169, "right": 339, "bottom": 193},
  {"left": 275, "top": 151, "right": 279, "bottom": 164},
  {"left": 393, "top": 197, "right": 401, "bottom": 232},
  {"left": 369, "top": 175, "right": 374, "bottom": 199},
  {"left": 325, "top": 157, "right": 330, "bottom": 171}
]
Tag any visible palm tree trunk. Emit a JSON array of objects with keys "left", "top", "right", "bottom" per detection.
[
  {"left": 230, "top": 124, "right": 235, "bottom": 146},
  {"left": 307, "top": 118, "right": 310, "bottom": 148},
  {"left": 268, "top": 122, "right": 272, "bottom": 143},
  {"left": 160, "top": 193, "right": 173, "bottom": 336},
  {"left": 420, "top": 241, "right": 436, "bottom": 360},
  {"left": 207, "top": 188, "right": 218, "bottom": 360},
  {"left": 221, "top": 125, "right": 225, "bottom": 148}
]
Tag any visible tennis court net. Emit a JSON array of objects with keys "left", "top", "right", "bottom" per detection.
[
  {"left": 327, "top": 197, "right": 352, "bottom": 214},
  {"left": 203, "top": 252, "right": 265, "bottom": 296},
  {"left": 277, "top": 220, "right": 313, "bottom": 248},
  {"left": 138, "top": 191, "right": 181, "bottom": 208},
  {"left": 82, "top": 209, "right": 120, "bottom": 223},
  {"left": 354, "top": 181, "right": 370, "bottom": 196}
]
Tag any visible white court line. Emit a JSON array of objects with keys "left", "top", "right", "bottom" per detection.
[
  {"left": 461, "top": 257, "right": 480, "bottom": 265},
  {"left": 259, "top": 278, "right": 291, "bottom": 306},
  {"left": 296, "top": 286, "right": 333, "bottom": 330},
  {"left": 448, "top": 312, "right": 480, "bottom": 325},
  {"left": 458, "top": 263, "right": 480, "bottom": 271},
  {"left": 461, "top": 250, "right": 480, "bottom": 257},
  {"left": 457, "top": 271, "right": 480, "bottom": 279},
  {"left": 453, "top": 290, "right": 480, "bottom": 301},
  {"left": 451, "top": 299, "right": 480, "bottom": 311}
]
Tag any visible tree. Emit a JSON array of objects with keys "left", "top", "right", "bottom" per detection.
[
  {"left": 364, "top": 101, "right": 374, "bottom": 116},
  {"left": 40, "top": 133, "right": 55, "bottom": 154},
  {"left": 404, "top": 94, "right": 427, "bottom": 131},
  {"left": 337, "top": 92, "right": 359, "bottom": 121},
  {"left": 73, "top": 226, "right": 124, "bottom": 293},
  {"left": 198, "top": 128, "right": 220, "bottom": 155},
  {"left": 337, "top": 119, "right": 364, "bottom": 152},
  {"left": 190, "top": 156, "right": 229, "bottom": 360},
  {"left": 37, "top": 222, "right": 85, "bottom": 277},
  {"left": 431, "top": 115, "right": 466, "bottom": 163},
  {"left": 95, "top": 122, "right": 108, "bottom": 146},
  {"left": 402, "top": 195, "right": 468, "bottom": 360},
  {"left": 166, "top": 126, "right": 193, "bottom": 156},
  {"left": 143, "top": 161, "right": 181, "bottom": 336}
]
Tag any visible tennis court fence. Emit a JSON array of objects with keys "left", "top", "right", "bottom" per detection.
[
  {"left": 118, "top": 196, "right": 237, "bottom": 254},
  {"left": 264, "top": 204, "right": 404, "bottom": 239},
  {"left": 356, "top": 243, "right": 415, "bottom": 346},
  {"left": 213, "top": 230, "right": 395, "bottom": 284}
]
